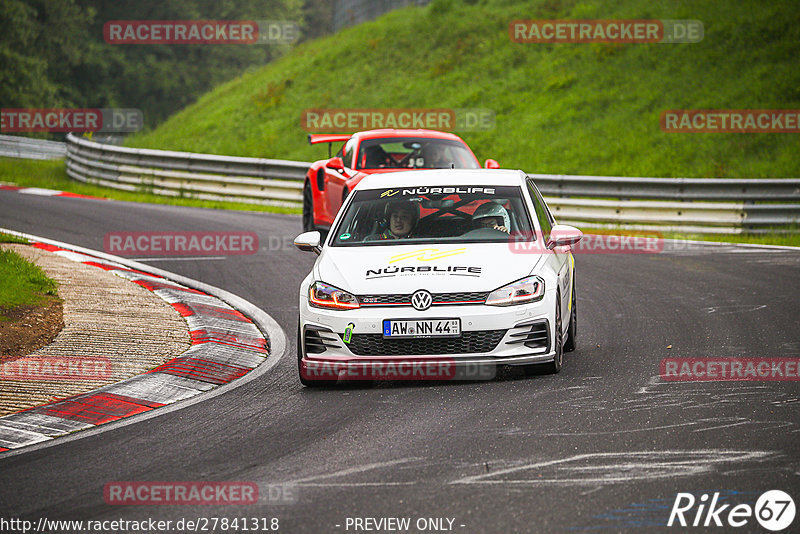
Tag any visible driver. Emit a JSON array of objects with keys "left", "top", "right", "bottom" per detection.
[
  {"left": 362, "top": 144, "right": 390, "bottom": 168},
  {"left": 472, "top": 202, "right": 510, "bottom": 234},
  {"left": 368, "top": 200, "right": 420, "bottom": 240}
]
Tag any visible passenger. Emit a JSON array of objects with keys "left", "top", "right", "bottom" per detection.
[
  {"left": 472, "top": 202, "right": 510, "bottom": 234},
  {"left": 422, "top": 143, "right": 451, "bottom": 168}
]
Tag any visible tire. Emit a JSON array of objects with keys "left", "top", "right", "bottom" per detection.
[
  {"left": 297, "top": 320, "right": 330, "bottom": 387},
  {"left": 525, "top": 291, "right": 563, "bottom": 376},
  {"left": 564, "top": 278, "right": 577, "bottom": 353},
  {"left": 302, "top": 181, "right": 315, "bottom": 233}
]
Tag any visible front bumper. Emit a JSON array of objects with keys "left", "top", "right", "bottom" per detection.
[{"left": 299, "top": 292, "right": 557, "bottom": 380}]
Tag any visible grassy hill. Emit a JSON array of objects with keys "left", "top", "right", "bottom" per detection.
[{"left": 125, "top": 0, "right": 800, "bottom": 178}]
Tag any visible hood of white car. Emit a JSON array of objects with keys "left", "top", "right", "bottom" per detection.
[{"left": 315, "top": 243, "right": 544, "bottom": 294}]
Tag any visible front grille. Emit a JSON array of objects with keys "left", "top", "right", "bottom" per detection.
[
  {"left": 343, "top": 330, "right": 506, "bottom": 356},
  {"left": 359, "top": 294, "right": 409, "bottom": 305},
  {"left": 358, "top": 291, "right": 489, "bottom": 307},
  {"left": 435, "top": 291, "right": 490, "bottom": 304}
]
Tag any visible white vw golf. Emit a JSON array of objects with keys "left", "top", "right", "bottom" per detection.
[{"left": 294, "top": 169, "right": 582, "bottom": 386}]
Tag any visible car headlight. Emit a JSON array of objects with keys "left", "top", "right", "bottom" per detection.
[
  {"left": 485, "top": 276, "right": 545, "bottom": 306},
  {"left": 309, "top": 281, "right": 360, "bottom": 310}
]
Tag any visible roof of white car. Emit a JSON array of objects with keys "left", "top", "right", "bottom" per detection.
[{"left": 355, "top": 169, "right": 526, "bottom": 190}]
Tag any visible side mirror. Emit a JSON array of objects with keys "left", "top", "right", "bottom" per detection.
[
  {"left": 326, "top": 157, "right": 345, "bottom": 171},
  {"left": 547, "top": 224, "right": 582, "bottom": 249},
  {"left": 294, "top": 231, "right": 322, "bottom": 254},
  {"left": 484, "top": 159, "right": 500, "bottom": 169}
]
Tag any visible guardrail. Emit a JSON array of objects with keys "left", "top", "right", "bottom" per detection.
[
  {"left": 531, "top": 174, "right": 800, "bottom": 233},
  {"left": 64, "top": 134, "right": 800, "bottom": 233},
  {"left": 65, "top": 133, "right": 308, "bottom": 208},
  {"left": 0, "top": 135, "right": 66, "bottom": 160}
]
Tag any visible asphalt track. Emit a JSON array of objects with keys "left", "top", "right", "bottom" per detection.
[{"left": 1, "top": 190, "right": 799, "bottom": 533}]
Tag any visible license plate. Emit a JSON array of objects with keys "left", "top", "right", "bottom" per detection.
[{"left": 382, "top": 318, "right": 461, "bottom": 338}]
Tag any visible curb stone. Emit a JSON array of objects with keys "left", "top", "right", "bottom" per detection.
[{"left": 0, "top": 233, "right": 280, "bottom": 453}]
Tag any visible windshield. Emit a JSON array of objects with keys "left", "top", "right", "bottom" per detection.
[
  {"left": 330, "top": 185, "right": 534, "bottom": 246},
  {"left": 355, "top": 137, "right": 480, "bottom": 170}
]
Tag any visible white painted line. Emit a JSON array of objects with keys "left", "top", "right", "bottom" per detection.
[
  {"left": 544, "top": 421, "right": 697, "bottom": 436},
  {"left": 283, "top": 458, "right": 420, "bottom": 485},
  {"left": 18, "top": 187, "right": 62, "bottom": 196},
  {"left": 450, "top": 450, "right": 774, "bottom": 486},
  {"left": 294, "top": 482, "right": 416, "bottom": 487},
  {"left": 132, "top": 256, "right": 227, "bottom": 261},
  {"left": 663, "top": 238, "right": 800, "bottom": 252}
]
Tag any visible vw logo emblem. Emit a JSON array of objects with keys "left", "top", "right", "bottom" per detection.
[{"left": 411, "top": 290, "right": 432, "bottom": 311}]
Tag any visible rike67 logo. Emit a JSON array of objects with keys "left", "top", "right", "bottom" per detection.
[{"left": 668, "top": 490, "right": 795, "bottom": 531}]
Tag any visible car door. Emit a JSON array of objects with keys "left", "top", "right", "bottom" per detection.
[{"left": 527, "top": 179, "right": 571, "bottom": 337}]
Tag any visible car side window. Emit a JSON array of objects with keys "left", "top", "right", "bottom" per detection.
[
  {"left": 541, "top": 189, "right": 556, "bottom": 226},
  {"left": 343, "top": 139, "right": 356, "bottom": 168},
  {"left": 527, "top": 179, "right": 552, "bottom": 241}
]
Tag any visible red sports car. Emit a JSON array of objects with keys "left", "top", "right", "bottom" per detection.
[{"left": 302, "top": 129, "right": 499, "bottom": 232}]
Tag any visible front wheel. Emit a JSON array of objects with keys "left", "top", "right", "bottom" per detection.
[
  {"left": 302, "top": 181, "right": 315, "bottom": 232},
  {"left": 525, "top": 292, "right": 563, "bottom": 376},
  {"left": 564, "top": 279, "right": 577, "bottom": 353}
]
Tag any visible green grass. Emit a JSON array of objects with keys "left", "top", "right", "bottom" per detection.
[
  {"left": 0, "top": 233, "right": 29, "bottom": 244},
  {"left": 0, "top": 244, "right": 59, "bottom": 319},
  {"left": 0, "top": 157, "right": 299, "bottom": 214},
  {"left": 125, "top": 0, "right": 800, "bottom": 178}
]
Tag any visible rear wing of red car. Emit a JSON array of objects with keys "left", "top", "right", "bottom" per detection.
[
  {"left": 307, "top": 134, "right": 351, "bottom": 145},
  {"left": 307, "top": 133, "right": 351, "bottom": 158}
]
